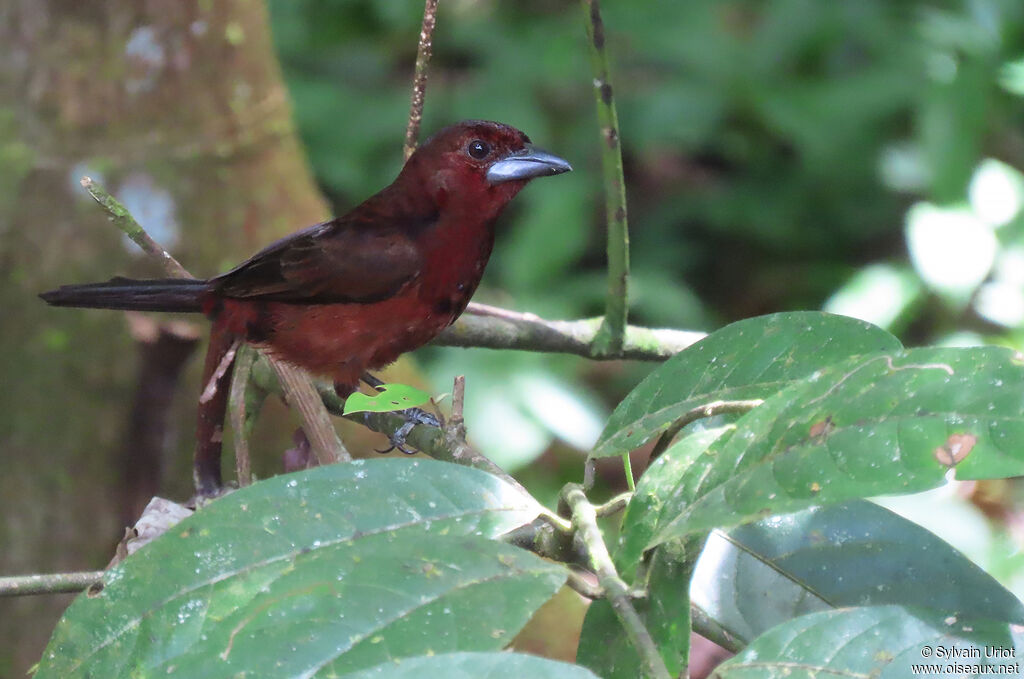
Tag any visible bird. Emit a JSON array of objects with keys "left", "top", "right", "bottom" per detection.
[{"left": 41, "top": 120, "right": 572, "bottom": 495}]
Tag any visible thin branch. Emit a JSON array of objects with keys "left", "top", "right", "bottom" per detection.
[
  {"left": 648, "top": 399, "right": 764, "bottom": 461},
  {"left": 580, "top": 0, "right": 630, "bottom": 356},
  {"left": 403, "top": 0, "right": 440, "bottom": 160},
  {"left": 594, "top": 491, "right": 632, "bottom": 518},
  {"left": 0, "top": 571, "right": 104, "bottom": 597},
  {"left": 567, "top": 570, "right": 604, "bottom": 599},
  {"left": 448, "top": 374, "right": 466, "bottom": 434},
  {"left": 228, "top": 344, "right": 260, "bottom": 486},
  {"left": 691, "top": 603, "right": 743, "bottom": 654},
  {"left": 80, "top": 177, "right": 190, "bottom": 279},
  {"left": 563, "top": 484, "right": 670, "bottom": 679},
  {"left": 440, "top": 311, "right": 703, "bottom": 361},
  {"left": 200, "top": 338, "right": 240, "bottom": 404},
  {"left": 271, "top": 359, "right": 349, "bottom": 465}
]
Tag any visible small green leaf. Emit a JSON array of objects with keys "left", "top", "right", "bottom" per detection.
[
  {"left": 343, "top": 383, "right": 432, "bottom": 415},
  {"left": 592, "top": 312, "right": 901, "bottom": 459}
]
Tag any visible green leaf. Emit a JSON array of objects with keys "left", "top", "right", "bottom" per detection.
[
  {"left": 343, "top": 383, "right": 432, "bottom": 415},
  {"left": 691, "top": 500, "right": 1024, "bottom": 646},
  {"left": 652, "top": 346, "right": 1024, "bottom": 544},
  {"left": 341, "top": 651, "right": 602, "bottom": 679},
  {"left": 36, "top": 460, "right": 563, "bottom": 678},
  {"left": 615, "top": 426, "right": 734, "bottom": 574},
  {"left": 711, "top": 606, "right": 1024, "bottom": 678},
  {"left": 591, "top": 312, "right": 901, "bottom": 459},
  {"left": 577, "top": 544, "right": 697, "bottom": 679}
]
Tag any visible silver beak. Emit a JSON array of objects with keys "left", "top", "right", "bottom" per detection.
[{"left": 486, "top": 144, "right": 573, "bottom": 184}]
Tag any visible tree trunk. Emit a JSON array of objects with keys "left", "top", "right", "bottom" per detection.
[{"left": 0, "top": 2, "right": 329, "bottom": 672}]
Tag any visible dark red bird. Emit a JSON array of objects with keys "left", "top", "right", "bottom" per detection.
[{"left": 41, "top": 120, "right": 571, "bottom": 494}]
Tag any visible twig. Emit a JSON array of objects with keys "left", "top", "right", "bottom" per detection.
[
  {"left": 271, "top": 359, "right": 350, "bottom": 465},
  {"left": 0, "top": 571, "right": 105, "bottom": 597},
  {"left": 80, "top": 177, "right": 190, "bottom": 279},
  {"left": 403, "top": 0, "right": 440, "bottom": 160},
  {"left": 594, "top": 491, "right": 632, "bottom": 518},
  {"left": 691, "top": 603, "right": 743, "bottom": 654},
  {"left": 441, "top": 311, "right": 703, "bottom": 361},
  {"left": 580, "top": 0, "right": 630, "bottom": 356},
  {"left": 563, "top": 484, "right": 670, "bottom": 679},
  {"left": 567, "top": 570, "right": 603, "bottom": 599},
  {"left": 648, "top": 399, "right": 764, "bottom": 461},
  {"left": 228, "top": 345, "right": 259, "bottom": 486},
  {"left": 449, "top": 374, "right": 466, "bottom": 434},
  {"left": 200, "top": 338, "right": 240, "bottom": 404}
]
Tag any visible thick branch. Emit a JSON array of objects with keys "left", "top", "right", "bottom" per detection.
[
  {"left": 442, "top": 309, "right": 703, "bottom": 361},
  {"left": 563, "top": 484, "right": 670, "bottom": 679},
  {"left": 580, "top": 0, "right": 630, "bottom": 355}
]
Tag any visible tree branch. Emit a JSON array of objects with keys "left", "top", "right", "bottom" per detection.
[
  {"left": 0, "top": 571, "right": 104, "bottom": 597},
  {"left": 403, "top": 0, "right": 440, "bottom": 160},
  {"left": 441, "top": 310, "right": 702, "bottom": 361},
  {"left": 228, "top": 344, "right": 260, "bottom": 486},
  {"left": 563, "top": 484, "right": 670, "bottom": 679},
  {"left": 580, "top": 0, "right": 630, "bottom": 356}
]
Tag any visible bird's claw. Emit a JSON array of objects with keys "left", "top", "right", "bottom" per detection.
[{"left": 368, "top": 407, "right": 441, "bottom": 455}]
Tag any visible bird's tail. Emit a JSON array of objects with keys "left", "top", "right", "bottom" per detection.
[{"left": 39, "top": 277, "right": 208, "bottom": 313}]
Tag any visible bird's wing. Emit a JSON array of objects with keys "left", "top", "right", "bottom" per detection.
[{"left": 210, "top": 211, "right": 433, "bottom": 304}]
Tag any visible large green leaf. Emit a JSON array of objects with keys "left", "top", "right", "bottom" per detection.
[
  {"left": 690, "top": 500, "right": 1024, "bottom": 646},
  {"left": 592, "top": 312, "right": 901, "bottom": 459},
  {"left": 341, "top": 652, "right": 602, "bottom": 678},
  {"left": 36, "top": 460, "right": 563, "bottom": 678},
  {"left": 711, "top": 605, "right": 1024, "bottom": 678},
  {"left": 651, "top": 346, "right": 1024, "bottom": 543}
]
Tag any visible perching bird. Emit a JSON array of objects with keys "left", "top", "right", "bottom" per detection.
[{"left": 41, "top": 120, "right": 571, "bottom": 495}]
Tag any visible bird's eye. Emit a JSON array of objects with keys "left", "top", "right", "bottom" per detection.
[{"left": 467, "top": 139, "right": 491, "bottom": 160}]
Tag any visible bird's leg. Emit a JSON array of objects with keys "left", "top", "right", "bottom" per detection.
[{"left": 355, "top": 372, "right": 440, "bottom": 454}]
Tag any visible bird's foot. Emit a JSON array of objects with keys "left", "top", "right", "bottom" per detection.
[{"left": 370, "top": 407, "right": 441, "bottom": 454}]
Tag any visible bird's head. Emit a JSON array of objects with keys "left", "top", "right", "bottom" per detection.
[{"left": 403, "top": 120, "right": 572, "bottom": 218}]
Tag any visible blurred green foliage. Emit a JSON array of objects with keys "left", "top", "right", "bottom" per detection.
[{"left": 266, "top": 0, "right": 1024, "bottom": 471}]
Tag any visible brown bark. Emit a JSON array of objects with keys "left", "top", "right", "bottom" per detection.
[{"left": 0, "top": 2, "right": 329, "bottom": 672}]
